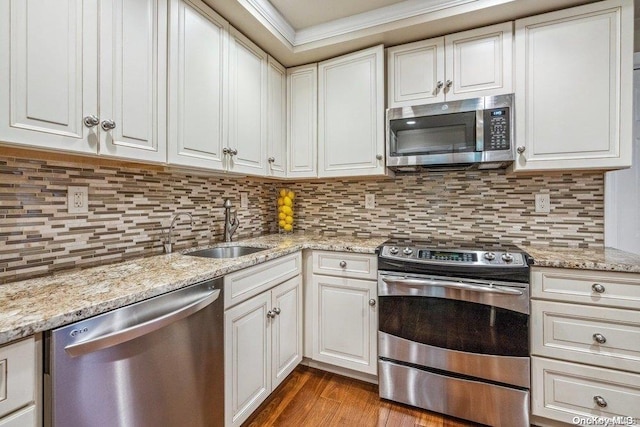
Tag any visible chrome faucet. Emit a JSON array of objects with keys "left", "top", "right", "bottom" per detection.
[
  {"left": 164, "top": 212, "right": 194, "bottom": 253},
  {"left": 223, "top": 199, "right": 239, "bottom": 242}
]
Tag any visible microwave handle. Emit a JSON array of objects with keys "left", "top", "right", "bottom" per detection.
[{"left": 381, "top": 277, "right": 522, "bottom": 295}]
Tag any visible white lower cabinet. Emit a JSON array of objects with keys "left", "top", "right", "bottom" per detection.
[
  {"left": 224, "top": 254, "right": 302, "bottom": 427},
  {"left": 531, "top": 267, "right": 640, "bottom": 426},
  {"left": 0, "top": 336, "right": 38, "bottom": 427},
  {"left": 309, "top": 251, "right": 378, "bottom": 375}
]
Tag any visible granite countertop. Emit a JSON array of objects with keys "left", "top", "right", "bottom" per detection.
[
  {"left": 0, "top": 233, "right": 387, "bottom": 346},
  {"left": 523, "top": 245, "right": 640, "bottom": 273}
]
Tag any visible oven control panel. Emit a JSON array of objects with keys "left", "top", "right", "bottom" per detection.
[{"left": 380, "top": 246, "right": 526, "bottom": 267}]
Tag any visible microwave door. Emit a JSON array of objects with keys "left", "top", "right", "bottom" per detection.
[{"left": 389, "top": 111, "right": 476, "bottom": 156}]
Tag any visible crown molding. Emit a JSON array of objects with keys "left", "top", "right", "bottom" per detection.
[
  {"left": 238, "top": 0, "right": 480, "bottom": 48},
  {"left": 294, "top": 0, "right": 476, "bottom": 45}
]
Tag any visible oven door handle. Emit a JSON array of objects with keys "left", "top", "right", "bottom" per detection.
[{"left": 381, "top": 277, "right": 523, "bottom": 295}]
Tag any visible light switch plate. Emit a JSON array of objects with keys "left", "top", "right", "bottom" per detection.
[
  {"left": 68, "top": 186, "right": 88, "bottom": 214},
  {"left": 365, "top": 194, "right": 375, "bottom": 209}
]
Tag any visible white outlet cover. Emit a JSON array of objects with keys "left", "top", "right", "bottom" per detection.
[
  {"left": 365, "top": 194, "right": 375, "bottom": 209},
  {"left": 68, "top": 186, "right": 88, "bottom": 214},
  {"left": 535, "top": 193, "right": 550, "bottom": 214},
  {"left": 240, "top": 193, "right": 249, "bottom": 208}
]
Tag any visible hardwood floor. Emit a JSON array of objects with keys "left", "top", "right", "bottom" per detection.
[{"left": 244, "top": 366, "right": 479, "bottom": 427}]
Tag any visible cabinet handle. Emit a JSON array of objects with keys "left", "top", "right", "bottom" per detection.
[
  {"left": 272, "top": 307, "right": 281, "bottom": 315},
  {"left": 516, "top": 146, "right": 526, "bottom": 154},
  {"left": 445, "top": 80, "right": 453, "bottom": 89},
  {"left": 592, "top": 333, "right": 606, "bottom": 344},
  {"left": 435, "top": 81, "right": 444, "bottom": 93},
  {"left": 593, "top": 395, "right": 607, "bottom": 408},
  {"left": 267, "top": 310, "right": 276, "bottom": 319},
  {"left": 369, "top": 299, "right": 376, "bottom": 307},
  {"left": 83, "top": 115, "right": 100, "bottom": 128},
  {"left": 268, "top": 157, "right": 275, "bottom": 163},
  {"left": 592, "top": 283, "right": 605, "bottom": 293},
  {"left": 101, "top": 120, "right": 116, "bottom": 131},
  {"left": 376, "top": 154, "right": 383, "bottom": 161},
  {"left": 339, "top": 261, "right": 347, "bottom": 268}
]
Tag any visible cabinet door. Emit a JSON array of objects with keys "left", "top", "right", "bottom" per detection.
[
  {"left": 287, "top": 64, "right": 318, "bottom": 178},
  {"left": 0, "top": 0, "right": 98, "bottom": 154},
  {"left": 513, "top": 0, "right": 633, "bottom": 171},
  {"left": 225, "top": 292, "right": 271, "bottom": 427},
  {"left": 167, "top": 0, "right": 228, "bottom": 170},
  {"left": 444, "top": 22, "right": 513, "bottom": 102},
  {"left": 267, "top": 57, "right": 287, "bottom": 178},
  {"left": 271, "top": 276, "right": 303, "bottom": 389},
  {"left": 99, "top": 0, "right": 167, "bottom": 162},
  {"left": 228, "top": 27, "right": 267, "bottom": 176},
  {"left": 387, "top": 37, "right": 445, "bottom": 107},
  {"left": 311, "top": 275, "right": 377, "bottom": 374},
  {"left": 318, "top": 45, "right": 385, "bottom": 177}
]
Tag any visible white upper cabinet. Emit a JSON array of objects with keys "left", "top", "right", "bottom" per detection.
[
  {"left": 287, "top": 64, "right": 318, "bottom": 178},
  {"left": 267, "top": 57, "right": 287, "bottom": 178},
  {"left": 318, "top": 45, "right": 385, "bottom": 178},
  {"left": 167, "top": 0, "right": 228, "bottom": 171},
  {"left": 0, "top": 0, "right": 167, "bottom": 162},
  {"left": 513, "top": 0, "right": 633, "bottom": 171},
  {"left": 99, "top": 0, "right": 167, "bottom": 162},
  {"left": 387, "top": 22, "right": 513, "bottom": 107},
  {"left": 0, "top": 0, "right": 98, "bottom": 154},
  {"left": 228, "top": 27, "right": 268, "bottom": 176}
]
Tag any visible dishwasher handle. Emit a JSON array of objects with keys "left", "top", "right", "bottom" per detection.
[{"left": 65, "top": 288, "right": 220, "bottom": 357}]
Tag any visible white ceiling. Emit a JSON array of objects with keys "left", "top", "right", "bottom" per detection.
[
  {"left": 204, "top": 0, "right": 613, "bottom": 66},
  {"left": 269, "top": 0, "right": 406, "bottom": 30}
]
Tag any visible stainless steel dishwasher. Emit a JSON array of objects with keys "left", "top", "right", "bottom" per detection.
[{"left": 44, "top": 278, "right": 224, "bottom": 427}]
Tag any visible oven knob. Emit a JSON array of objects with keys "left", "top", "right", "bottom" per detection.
[
  {"left": 389, "top": 247, "right": 399, "bottom": 255},
  {"left": 501, "top": 253, "right": 514, "bottom": 263},
  {"left": 402, "top": 247, "right": 413, "bottom": 256},
  {"left": 484, "top": 252, "right": 496, "bottom": 261}
]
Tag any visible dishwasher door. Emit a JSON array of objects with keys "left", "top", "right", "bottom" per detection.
[{"left": 45, "top": 278, "right": 224, "bottom": 427}]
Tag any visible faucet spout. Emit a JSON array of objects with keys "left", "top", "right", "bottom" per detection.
[
  {"left": 223, "top": 199, "right": 240, "bottom": 242},
  {"left": 164, "top": 212, "right": 194, "bottom": 253}
]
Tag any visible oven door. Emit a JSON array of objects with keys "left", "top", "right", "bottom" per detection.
[{"left": 378, "top": 272, "right": 530, "bottom": 388}]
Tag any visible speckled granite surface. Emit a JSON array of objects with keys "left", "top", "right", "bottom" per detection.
[
  {"left": 523, "top": 245, "right": 640, "bottom": 273},
  {"left": 0, "top": 233, "right": 387, "bottom": 346}
]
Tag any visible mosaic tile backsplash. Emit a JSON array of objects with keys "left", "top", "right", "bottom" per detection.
[{"left": 1, "top": 149, "right": 604, "bottom": 284}]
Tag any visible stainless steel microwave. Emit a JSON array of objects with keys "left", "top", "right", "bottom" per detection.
[{"left": 386, "top": 94, "right": 514, "bottom": 171}]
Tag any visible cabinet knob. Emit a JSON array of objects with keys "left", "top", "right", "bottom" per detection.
[
  {"left": 83, "top": 115, "right": 100, "bottom": 128},
  {"left": 268, "top": 157, "right": 275, "bottom": 163},
  {"left": 592, "top": 333, "right": 607, "bottom": 344},
  {"left": 592, "top": 283, "right": 605, "bottom": 293},
  {"left": 223, "top": 147, "right": 229, "bottom": 155},
  {"left": 339, "top": 261, "right": 347, "bottom": 268},
  {"left": 100, "top": 120, "right": 116, "bottom": 131},
  {"left": 593, "top": 395, "right": 607, "bottom": 408},
  {"left": 272, "top": 307, "right": 281, "bottom": 315},
  {"left": 267, "top": 310, "right": 276, "bottom": 319},
  {"left": 436, "top": 81, "right": 444, "bottom": 89},
  {"left": 516, "top": 146, "right": 526, "bottom": 154},
  {"left": 376, "top": 154, "right": 383, "bottom": 161},
  {"left": 445, "top": 80, "right": 453, "bottom": 89},
  {"left": 369, "top": 299, "right": 376, "bottom": 307},
  {"left": 230, "top": 148, "right": 238, "bottom": 156}
]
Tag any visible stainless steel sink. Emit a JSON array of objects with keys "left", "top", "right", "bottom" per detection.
[{"left": 186, "top": 246, "right": 267, "bottom": 259}]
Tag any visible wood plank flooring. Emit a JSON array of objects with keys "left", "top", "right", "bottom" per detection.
[{"left": 244, "top": 366, "right": 478, "bottom": 427}]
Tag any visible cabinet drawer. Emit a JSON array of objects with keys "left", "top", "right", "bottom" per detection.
[
  {"left": 0, "top": 337, "right": 35, "bottom": 419},
  {"left": 532, "top": 267, "right": 640, "bottom": 309},
  {"left": 224, "top": 252, "right": 301, "bottom": 308},
  {"left": 532, "top": 356, "right": 640, "bottom": 424},
  {"left": 312, "top": 251, "right": 377, "bottom": 280},
  {"left": 532, "top": 300, "right": 640, "bottom": 373}
]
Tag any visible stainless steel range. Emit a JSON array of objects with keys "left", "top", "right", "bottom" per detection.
[{"left": 377, "top": 240, "right": 532, "bottom": 427}]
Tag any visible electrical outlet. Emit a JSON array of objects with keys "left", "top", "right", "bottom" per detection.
[
  {"left": 535, "top": 193, "right": 550, "bottom": 213},
  {"left": 240, "top": 193, "right": 249, "bottom": 208},
  {"left": 68, "top": 186, "right": 88, "bottom": 214},
  {"left": 365, "top": 194, "right": 375, "bottom": 209}
]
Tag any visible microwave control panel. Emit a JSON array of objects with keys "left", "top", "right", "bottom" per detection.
[{"left": 483, "top": 108, "right": 510, "bottom": 151}]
